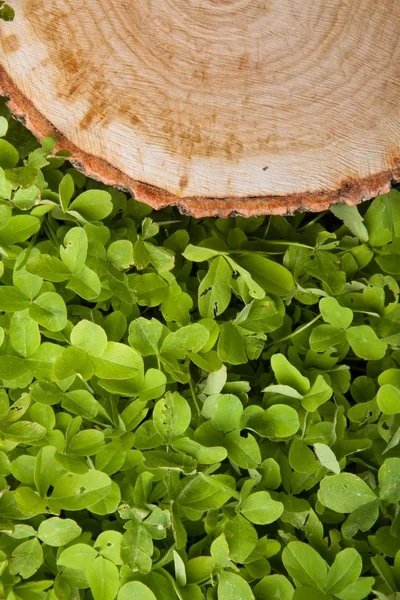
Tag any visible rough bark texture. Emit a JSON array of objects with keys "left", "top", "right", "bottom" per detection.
[{"left": 1, "top": 1, "right": 400, "bottom": 216}]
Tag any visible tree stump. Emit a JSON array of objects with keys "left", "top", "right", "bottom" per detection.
[{"left": 1, "top": 1, "right": 400, "bottom": 217}]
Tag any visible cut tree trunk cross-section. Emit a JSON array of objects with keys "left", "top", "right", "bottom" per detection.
[{"left": 1, "top": 0, "right": 400, "bottom": 216}]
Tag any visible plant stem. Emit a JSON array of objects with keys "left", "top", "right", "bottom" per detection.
[{"left": 268, "top": 313, "right": 322, "bottom": 346}]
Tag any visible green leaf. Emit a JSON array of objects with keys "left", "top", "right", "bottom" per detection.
[
  {"left": 271, "top": 354, "right": 310, "bottom": 395},
  {"left": 241, "top": 491, "right": 284, "bottom": 525},
  {"left": 34, "top": 445, "right": 57, "bottom": 497},
  {"left": 235, "top": 254, "right": 294, "bottom": 296},
  {"left": 118, "top": 582, "right": 157, "bottom": 600},
  {"left": 50, "top": 470, "right": 112, "bottom": 510},
  {"left": 104, "top": 310, "right": 127, "bottom": 342},
  {"left": 313, "top": 443, "right": 340, "bottom": 474},
  {"left": 141, "top": 217, "right": 159, "bottom": 239},
  {"left": 0, "top": 116, "right": 8, "bottom": 137},
  {"left": 153, "top": 391, "right": 191, "bottom": 441},
  {"left": 143, "top": 449, "right": 196, "bottom": 473},
  {"left": 202, "top": 393, "right": 243, "bottom": 433},
  {"left": 0, "top": 286, "right": 30, "bottom": 312},
  {"left": 377, "top": 384, "right": 400, "bottom": 414},
  {"left": 179, "top": 475, "right": 237, "bottom": 511},
  {"left": 29, "top": 292, "right": 68, "bottom": 331},
  {"left": 9, "top": 309, "right": 41, "bottom": 357},
  {"left": 133, "top": 236, "right": 150, "bottom": 269},
  {"left": 0, "top": 166, "right": 13, "bottom": 198},
  {"left": 334, "top": 578, "right": 374, "bottom": 600},
  {"left": 253, "top": 575, "right": 294, "bottom": 600},
  {"left": 210, "top": 533, "right": 230, "bottom": 567},
  {"left": 0, "top": 354, "right": 32, "bottom": 381},
  {"left": 183, "top": 245, "right": 222, "bottom": 262},
  {"left": 326, "top": 547, "right": 362, "bottom": 595},
  {"left": 161, "top": 281, "right": 192, "bottom": 324},
  {"left": 13, "top": 249, "right": 43, "bottom": 299},
  {"left": 218, "top": 571, "right": 255, "bottom": 600},
  {"left": 6, "top": 165, "right": 38, "bottom": 188},
  {"left": 319, "top": 297, "right": 353, "bottom": 329},
  {"left": 128, "top": 317, "right": 163, "bottom": 356},
  {"left": 26, "top": 253, "right": 71, "bottom": 282},
  {"left": 253, "top": 405, "right": 300, "bottom": 438},
  {"left": 330, "top": 204, "right": 369, "bottom": 243},
  {"left": 199, "top": 256, "right": 232, "bottom": 318},
  {"left": 171, "top": 437, "right": 227, "bottom": 464},
  {"left": 346, "top": 326, "right": 387, "bottom": 360},
  {"left": 224, "top": 515, "right": 257, "bottom": 563},
  {"left": 62, "top": 389, "right": 100, "bottom": 418},
  {"left": 134, "top": 420, "right": 163, "bottom": 449},
  {"left": 68, "top": 429, "right": 105, "bottom": 455},
  {"left": 341, "top": 500, "right": 379, "bottom": 539},
  {"left": 289, "top": 439, "right": 318, "bottom": 473},
  {"left": 9, "top": 537, "right": 43, "bottom": 579},
  {"left": 309, "top": 324, "right": 346, "bottom": 353},
  {"left": 59, "top": 173, "right": 75, "bottom": 211},
  {"left": 292, "top": 588, "right": 331, "bottom": 600},
  {"left": 364, "top": 193, "right": 394, "bottom": 246},
  {"left": 57, "top": 543, "right": 98, "bottom": 569},
  {"left": 224, "top": 432, "right": 261, "bottom": 469},
  {"left": 89, "top": 479, "right": 121, "bottom": 515},
  {"left": 226, "top": 255, "right": 266, "bottom": 300},
  {"left": 120, "top": 525, "right": 153, "bottom": 574},
  {"left": 38, "top": 517, "right": 82, "bottom": 547},
  {"left": 305, "top": 251, "right": 345, "bottom": 295},
  {"left": 107, "top": 239, "right": 134, "bottom": 270},
  {"left": 318, "top": 473, "right": 376, "bottom": 513},
  {"left": 54, "top": 347, "right": 95, "bottom": 381},
  {"left": 60, "top": 227, "right": 88, "bottom": 273},
  {"left": 145, "top": 241, "right": 175, "bottom": 272},
  {"left": 186, "top": 556, "right": 215, "bottom": 584},
  {"left": 14, "top": 486, "right": 49, "bottom": 516},
  {"left": 94, "top": 530, "right": 122, "bottom": 565},
  {"left": 1, "top": 3, "right": 18, "bottom": 19},
  {"left": 13, "top": 184, "right": 39, "bottom": 209},
  {"left": 1, "top": 420, "right": 45, "bottom": 442},
  {"left": 161, "top": 323, "right": 209, "bottom": 357},
  {"left": 139, "top": 368, "right": 166, "bottom": 402},
  {"left": 235, "top": 297, "right": 283, "bottom": 333},
  {"left": 0, "top": 214, "right": 40, "bottom": 244},
  {"left": 86, "top": 555, "right": 120, "bottom": 600},
  {"left": 371, "top": 555, "right": 395, "bottom": 594},
  {"left": 0, "top": 139, "right": 19, "bottom": 168},
  {"left": 302, "top": 375, "right": 332, "bottom": 411},
  {"left": 217, "top": 322, "right": 247, "bottom": 365},
  {"left": 66, "top": 265, "right": 101, "bottom": 300},
  {"left": 29, "top": 342, "right": 63, "bottom": 381},
  {"left": 130, "top": 273, "right": 168, "bottom": 306},
  {"left": 91, "top": 342, "right": 143, "bottom": 380},
  {"left": 378, "top": 458, "right": 400, "bottom": 503},
  {"left": 70, "top": 319, "right": 108, "bottom": 357},
  {"left": 68, "top": 189, "right": 113, "bottom": 221},
  {"left": 282, "top": 541, "right": 328, "bottom": 590}
]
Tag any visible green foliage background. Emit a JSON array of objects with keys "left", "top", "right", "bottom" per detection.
[{"left": 0, "top": 97, "right": 400, "bottom": 600}]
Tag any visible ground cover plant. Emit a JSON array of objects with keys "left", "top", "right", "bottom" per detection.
[{"left": 1, "top": 99, "right": 400, "bottom": 600}]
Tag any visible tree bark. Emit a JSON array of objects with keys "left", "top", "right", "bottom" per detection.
[{"left": 1, "top": 0, "right": 400, "bottom": 217}]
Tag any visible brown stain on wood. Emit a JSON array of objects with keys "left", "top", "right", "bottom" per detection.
[
  {"left": 18, "top": 0, "right": 326, "bottom": 161},
  {"left": 3, "top": 34, "right": 20, "bottom": 53},
  {"left": 179, "top": 175, "right": 189, "bottom": 192},
  {"left": 80, "top": 107, "right": 97, "bottom": 130}
]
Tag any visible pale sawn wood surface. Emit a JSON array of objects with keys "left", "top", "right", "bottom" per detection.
[{"left": 0, "top": 0, "right": 400, "bottom": 216}]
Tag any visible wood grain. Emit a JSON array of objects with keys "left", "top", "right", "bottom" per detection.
[{"left": 1, "top": 0, "right": 400, "bottom": 216}]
